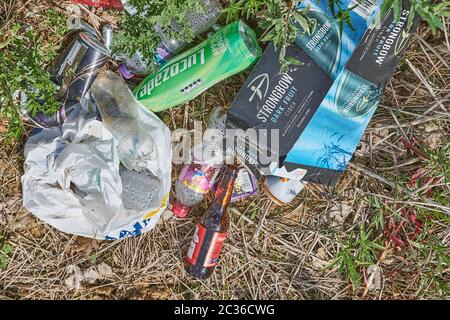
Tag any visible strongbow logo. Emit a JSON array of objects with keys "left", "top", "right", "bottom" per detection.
[
  {"left": 248, "top": 73, "right": 270, "bottom": 102},
  {"left": 375, "top": 9, "right": 410, "bottom": 66},
  {"left": 335, "top": 71, "right": 380, "bottom": 118}
]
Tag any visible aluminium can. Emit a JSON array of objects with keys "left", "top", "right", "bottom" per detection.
[
  {"left": 24, "top": 31, "right": 109, "bottom": 128},
  {"left": 48, "top": 31, "right": 110, "bottom": 104},
  {"left": 262, "top": 176, "right": 306, "bottom": 206}
]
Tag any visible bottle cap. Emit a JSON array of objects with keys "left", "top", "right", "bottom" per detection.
[{"left": 172, "top": 202, "right": 191, "bottom": 218}]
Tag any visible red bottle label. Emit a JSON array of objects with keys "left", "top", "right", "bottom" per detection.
[
  {"left": 72, "top": 0, "right": 123, "bottom": 10},
  {"left": 186, "top": 224, "right": 227, "bottom": 267}
]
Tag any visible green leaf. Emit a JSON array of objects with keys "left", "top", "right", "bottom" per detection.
[
  {"left": 261, "top": 31, "right": 276, "bottom": 42},
  {"left": 393, "top": 0, "right": 402, "bottom": 21}
]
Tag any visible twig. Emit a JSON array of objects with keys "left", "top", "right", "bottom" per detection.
[
  {"left": 231, "top": 207, "right": 307, "bottom": 256},
  {"left": 443, "top": 17, "right": 450, "bottom": 54},
  {"left": 362, "top": 247, "right": 391, "bottom": 297},
  {"left": 348, "top": 163, "right": 450, "bottom": 215},
  {"left": 253, "top": 201, "right": 271, "bottom": 242},
  {"left": 415, "top": 34, "right": 450, "bottom": 71},
  {"left": 406, "top": 58, "right": 447, "bottom": 113}
]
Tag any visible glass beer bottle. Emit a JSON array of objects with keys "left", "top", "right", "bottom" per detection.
[{"left": 184, "top": 165, "right": 238, "bottom": 279}]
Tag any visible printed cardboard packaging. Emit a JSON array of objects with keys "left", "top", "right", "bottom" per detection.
[{"left": 226, "top": 0, "right": 420, "bottom": 185}]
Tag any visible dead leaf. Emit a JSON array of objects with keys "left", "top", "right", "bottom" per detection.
[
  {"left": 372, "top": 125, "right": 389, "bottom": 146},
  {"left": 356, "top": 140, "right": 369, "bottom": 155},
  {"left": 65, "top": 265, "right": 83, "bottom": 290},
  {"left": 73, "top": 236, "right": 98, "bottom": 256},
  {"left": 65, "top": 262, "right": 114, "bottom": 289},
  {"left": 97, "top": 262, "right": 114, "bottom": 278},
  {"left": 0, "top": 120, "right": 7, "bottom": 134},
  {"left": 311, "top": 247, "right": 329, "bottom": 269},
  {"left": 0, "top": 196, "right": 21, "bottom": 210},
  {"left": 365, "top": 265, "right": 383, "bottom": 291},
  {"left": 424, "top": 123, "right": 439, "bottom": 133},
  {"left": 311, "top": 257, "right": 327, "bottom": 269},
  {"left": 9, "top": 208, "right": 36, "bottom": 230},
  {"left": 132, "top": 286, "right": 174, "bottom": 300},
  {"left": 83, "top": 263, "right": 114, "bottom": 284},
  {"left": 316, "top": 247, "right": 327, "bottom": 259},
  {"left": 101, "top": 12, "right": 118, "bottom": 25},
  {"left": 424, "top": 133, "right": 445, "bottom": 150},
  {"left": 83, "top": 267, "right": 102, "bottom": 284},
  {"left": 328, "top": 202, "right": 353, "bottom": 227},
  {"left": 162, "top": 209, "right": 174, "bottom": 222}
]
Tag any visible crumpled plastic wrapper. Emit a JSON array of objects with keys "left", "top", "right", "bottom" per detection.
[{"left": 22, "top": 92, "right": 171, "bottom": 240}]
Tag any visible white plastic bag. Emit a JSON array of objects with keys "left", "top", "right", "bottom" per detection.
[{"left": 22, "top": 85, "right": 172, "bottom": 240}]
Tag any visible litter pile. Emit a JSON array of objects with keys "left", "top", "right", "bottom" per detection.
[{"left": 18, "top": 0, "right": 419, "bottom": 280}]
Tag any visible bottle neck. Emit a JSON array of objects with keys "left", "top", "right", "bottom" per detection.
[{"left": 212, "top": 165, "right": 238, "bottom": 208}]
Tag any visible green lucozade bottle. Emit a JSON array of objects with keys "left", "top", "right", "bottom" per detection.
[{"left": 134, "top": 21, "right": 261, "bottom": 112}]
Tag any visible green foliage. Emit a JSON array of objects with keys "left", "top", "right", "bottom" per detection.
[
  {"left": 223, "top": 0, "right": 312, "bottom": 70},
  {"left": 0, "top": 23, "right": 60, "bottom": 143},
  {"left": 327, "top": 202, "right": 385, "bottom": 289},
  {"left": 90, "top": 252, "right": 98, "bottom": 264},
  {"left": 330, "top": 235, "right": 363, "bottom": 288},
  {"left": 328, "top": 226, "right": 384, "bottom": 288},
  {"left": 0, "top": 231, "right": 12, "bottom": 270},
  {"left": 413, "top": 208, "right": 450, "bottom": 297},
  {"left": 381, "top": 0, "right": 450, "bottom": 34},
  {"left": 113, "top": 0, "right": 211, "bottom": 74},
  {"left": 332, "top": 196, "right": 450, "bottom": 295},
  {"left": 425, "top": 142, "right": 450, "bottom": 183},
  {"left": 369, "top": 196, "right": 385, "bottom": 231},
  {"left": 44, "top": 8, "right": 68, "bottom": 37},
  {"left": 114, "top": 0, "right": 449, "bottom": 75},
  {"left": 113, "top": 0, "right": 319, "bottom": 72}
]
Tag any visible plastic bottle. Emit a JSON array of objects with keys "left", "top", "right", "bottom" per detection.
[
  {"left": 172, "top": 164, "right": 218, "bottom": 218},
  {"left": 91, "top": 71, "right": 158, "bottom": 172},
  {"left": 118, "top": 0, "right": 222, "bottom": 78},
  {"left": 120, "top": 166, "right": 160, "bottom": 211},
  {"left": 185, "top": 165, "right": 238, "bottom": 280},
  {"left": 153, "top": 0, "right": 222, "bottom": 64},
  {"left": 192, "top": 106, "right": 227, "bottom": 165},
  {"left": 172, "top": 106, "right": 228, "bottom": 218},
  {"left": 134, "top": 21, "right": 261, "bottom": 112}
]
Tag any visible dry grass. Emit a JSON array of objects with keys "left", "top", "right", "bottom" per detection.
[{"left": 0, "top": 1, "right": 449, "bottom": 300}]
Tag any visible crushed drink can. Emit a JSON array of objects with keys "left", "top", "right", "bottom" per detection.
[
  {"left": 23, "top": 31, "right": 109, "bottom": 128},
  {"left": 134, "top": 21, "right": 261, "bottom": 112},
  {"left": 262, "top": 176, "right": 306, "bottom": 206},
  {"left": 49, "top": 31, "right": 110, "bottom": 104},
  {"left": 68, "top": 19, "right": 99, "bottom": 38}
]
